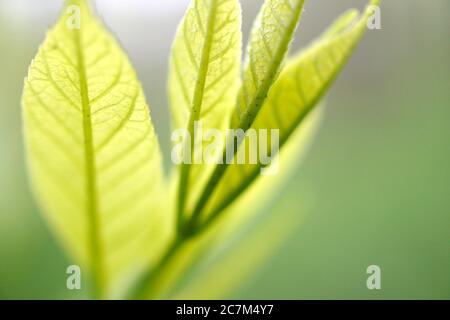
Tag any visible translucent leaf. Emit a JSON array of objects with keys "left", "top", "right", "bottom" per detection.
[
  {"left": 203, "top": 1, "right": 379, "bottom": 220},
  {"left": 168, "top": 0, "right": 242, "bottom": 222},
  {"left": 22, "top": 0, "right": 164, "bottom": 297},
  {"left": 172, "top": 108, "right": 321, "bottom": 299},
  {"left": 135, "top": 107, "right": 322, "bottom": 299},
  {"left": 171, "top": 1, "right": 379, "bottom": 297},
  {"left": 232, "top": 0, "right": 305, "bottom": 129}
]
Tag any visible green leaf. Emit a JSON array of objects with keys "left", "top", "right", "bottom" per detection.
[
  {"left": 202, "top": 1, "right": 378, "bottom": 221},
  {"left": 171, "top": 109, "right": 321, "bottom": 299},
  {"left": 22, "top": 0, "right": 163, "bottom": 297},
  {"left": 168, "top": 0, "right": 242, "bottom": 223},
  {"left": 132, "top": 107, "right": 322, "bottom": 299},
  {"left": 185, "top": 0, "right": 304, "bottom": 227},
  {"left": 231, "top": 0, "right": 305, "bottom": 130}
]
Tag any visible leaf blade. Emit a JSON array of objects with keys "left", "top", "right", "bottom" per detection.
[
  {"left": 232, "top": 0, "right": 305, "bottom": 129},
  {"left": 22, "top": 0, "right": 164, "bottom": 296},
  {"left": 204, "top": 1, "right": 378, "bottom": 220},
  {"left": 168, "top": 0, "right": 242, "bottom": 219}
]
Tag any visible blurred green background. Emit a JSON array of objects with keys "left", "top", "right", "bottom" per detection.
[{"left": 0, "top": 0, "right": 449, "bottom": 299}]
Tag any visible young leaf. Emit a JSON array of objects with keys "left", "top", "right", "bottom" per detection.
[
  {"left": 171, "top": 109, "right": 321, "bottom": 299},
  {"left": 186, "top": 0, "right": 304, "bottom": 228},
  {"left": 22, "top": 0, "right": 163, "bottom": 297},
  {"left": 201, "top": 1, "right": 379, "bottom": 223},
  {"left": 132, "top": 109, "right": 322, "bottom": 299},
  {"left": 232, "top": 0, "right": 305, "bottom": 130},
  {"left": 168, "top": 0, "right": 241, "bottom": 224}
]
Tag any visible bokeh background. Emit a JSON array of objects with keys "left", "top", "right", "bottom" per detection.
[{"left": 0, "top": 0, "right": 449, "bottom": 299}]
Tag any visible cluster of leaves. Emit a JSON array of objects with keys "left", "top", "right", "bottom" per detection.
[{"left": 22, "top": 0, "right": 379, "bottom": 299}]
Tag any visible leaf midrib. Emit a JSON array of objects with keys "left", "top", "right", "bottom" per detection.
[
  {"left": 177, "top": 0, "right": 219, "bottom": 229},
  {"left": 73, "top": 23, "right": 104, "bottom": 298},
  {"left": 239, "top": 0, "right": 304, "bottom": 131}
]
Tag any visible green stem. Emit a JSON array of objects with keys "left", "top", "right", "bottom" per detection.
[
  {"left": 177, "top": 160, "right": 190, "bottom": 231},
  {"left": 186, "top": 116, "right": 248, "bottom": 230},
  {"left": 128, "top": 235, "right": 187, "bottom": 300},
  {"left": 187, "top": 153, "right": 230, "bottom": 229}
]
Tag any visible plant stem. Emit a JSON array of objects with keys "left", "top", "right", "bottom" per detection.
[
  {"left": 187, "top": 161, "right": 230, "bottom": 228},
  {"left": 177, "top": 160, "right": 189, "bottom": 230},
  {"left": 128, "top": 234, "right": 187, "bottom": 300},
  {"left": 187, "top": 126, "right": 245, "bottom": 229}
]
